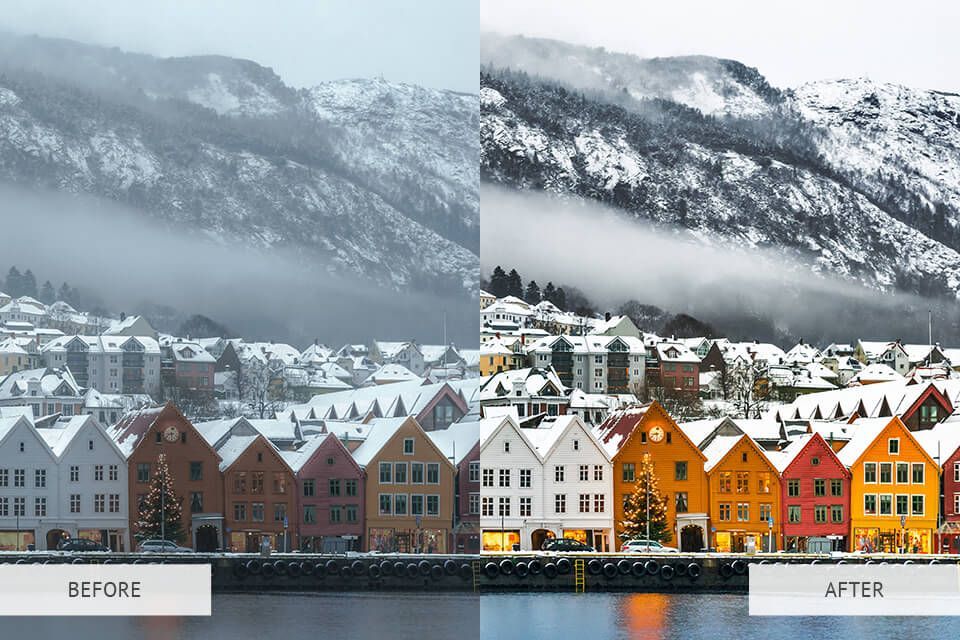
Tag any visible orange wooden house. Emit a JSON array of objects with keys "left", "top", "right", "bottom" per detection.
[
  {"left": 702, "top": 433, "right": 782, "bottom": 552},
  {"left": 595, "top": 402, "right": 709, "bottom": 551}
]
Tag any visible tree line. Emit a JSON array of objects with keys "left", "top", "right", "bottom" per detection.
[
  {"left": 485, "top": 265, "right": 567, "bottom": 310},
  {"left": 3, "top": 265, "right": 84, "bottom": 307}
]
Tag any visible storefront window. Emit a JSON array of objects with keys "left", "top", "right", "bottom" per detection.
[{"left": 481, "top": 530, "right": 519, "bottom": 552}]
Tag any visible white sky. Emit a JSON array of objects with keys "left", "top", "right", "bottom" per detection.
[
  {"left": 0, "top": 0, "right": 478, "bottom": 93},
  {"left": 481, "top": 0, "right": 960, "bottom": 92}
]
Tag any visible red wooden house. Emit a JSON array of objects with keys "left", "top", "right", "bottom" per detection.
[
  {"left": 773, "top": 432, "right": 850, "bottom": 552},
  {"left": 916, "top": 424, "right": 960, "bottom": 553}
]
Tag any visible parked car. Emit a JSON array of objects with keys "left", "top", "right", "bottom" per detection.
[
  {"left": 541, "top": 538, "right": 595, "bottom": 552},
  {"left": 621, "top": 539, "right": 679, "bottom": 553},
  {"left": 138, "top": 539, "right": 193, "bottom": 553},
  {"left": 57, "top": 538, "right": 109, "bottom": 552}
]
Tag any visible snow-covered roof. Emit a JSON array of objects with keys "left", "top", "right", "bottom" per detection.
[
  {"left": 0, "top": 367, "right": 81, "bottom": 399},
  {"left": 850, "top": 363, "right": 903, "bottom": 384},
  {"left": 349, "top": 417, "right": 409, "bottom": 467},
  {"left": 367, "top": 363, "right": 421, "bottom": 384},
  {"left": 480, "top": 367, "right": 567, "bottom": 401},
  {"left": 427, "top": 421, "right": 479, "bottom": 465},
  {"left": 702, "top": 435, "right": 745, "bottom": 472},
  {"left": 835, "top": 418, "right": 896, "bottom": 467}
]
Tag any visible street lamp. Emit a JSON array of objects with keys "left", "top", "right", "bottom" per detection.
[{"left": 644, "top": 453, "right": 650, "bottom": 543}]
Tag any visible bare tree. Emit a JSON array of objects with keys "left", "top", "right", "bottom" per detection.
[
  {"left": 643, "top": 378, "right": 705, "bottom": 421},
  {"left": 724, "top": 358, "right": 772, "bottom": 419},
  {"left": 240, "top": 358, "right": 288, "bottom": 419}
]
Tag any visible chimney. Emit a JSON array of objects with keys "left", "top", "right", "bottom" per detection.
[
  {"left": 119, "top": 312, "right": 126, "bottom": 321},
  {"left": 520, "top": 334, "right": 525, "bottom": 345},
  {"left": 605, "top": 312, "right": 611, "bottom": 322},
  {"left": 495, "top": 332, "right": 500, "bottom": 340}
]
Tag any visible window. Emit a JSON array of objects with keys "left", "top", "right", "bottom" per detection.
[
  {"left": 273, "top": 473, "right": 286, "bottom": 494},
  {"left": 13, "top": 497, "right": 24, "bottom": 517},
  {"left": 830, "top": 505, "right": 843, "bottom": 523},
  {"left": 879, "top": 463, "right": 892, "bottom": 483},
  {"left": 954, "top": 462, "right": 960, "bottom": 483},
  {"left": 329, "top": 479, "right": 341, "bottom": 496},
  {"left": 234, "top": 503, "right": 247, "bottom": 521},
  {"left": 579, "top": 494, "right": 590, "bottom": 513},
  {"left": 787, "top": 479, "right": 800, "bottom": 497},
  {"left": 895, "top": 462, "right": 908, "bottom": 484},
  {"left": 18, "top": 442, "right": 23, "bottom": 452},
  {"left": 393, "top": 495, "right": 407, "bottom": 516},
  {"left": 412, "top": 462, "right": 425, "bottom": 484},
  {"left": 70, "top": 494, "right": 81, "bottom": 513},
  {"left": 469, "top": 462, "right": 480, "bottom": 483},
  {"left": 812, "top": 505, "right": 826, "bottom": 523},
  {"left": 896, "top": 494, "right": 908, "bottom": 516},
  {"left": 482, "top": 497, "right": 494, "bottom": 517},
  {"left": 811, "top": 456, "right": 820, "bottom": 466},
  {"left": 555, "top": 466, "right": 565, "bottom": 482},
  {"left": 303, "top": 505, "right": 315, "bottom": 524},
  {"left": 572, "top": 439, "right": 579, "bottom": 451},
  {"left": 863, "top": 463, "right": 876, "bottom": 483},
  {"left": 756, "top": 472, "right": 771, "bottom": 494},
  {"left": 345, "top": 479, "right": 357, "bottom": 496},
  {"left": 594, "top": 465, "right": 603, "bottom": 481},
  {"left": 675, "top": 492, "right": 688, "bottom": 513},
  {"left": 379, "top": 462, "right": 392, "bottom": 483},
  {"left": 594, "top": 494, "right": 605, "bottom": 513},
  {"left": 275, "top": 503, "right": 288, "bottom": 522},
  {"left": 0, "top": 469, "right": 6, "bottom": 487},
  {"left": 879, "top": 494, "right": 892, "bottom": 515},
  {"left": 411, "top": 494, "right": 424, "bottom": 515},
  {"left": 814, "top": 479, "right": 825, "bottom": 497},
  {"left": 0, "top": 498, "right": 7, "bottom": 517},
  {"left": 759, "top": 503, "right": 772, "bottom": 522},
  {"left": 88, "top": 439, "right": 94, "bottom": 451},
  {"left": 234, "top": 472, "right": 247, "bottom": 494},
  {"left": 499, "top": 469, "right": 510, "bottom": 487},
  {"left": 675, "top": 461, "right": 688, "bottom": 481},
  {"left": 718, "top": 503, "right": 731, "bottom": 521},
  {"left": 35, "top": 497, "right": 46, "bottom": 517},
  {"left": 736, "top": 502, "right": 749, "bottom": 522},
  {"left": 519, "top": 469, "right": 531, "bottom": 488},
  {"left": 519, "top": 496, "right": 531, "bottom": 517},
  {"left": 190, "top": 462, "right": 203, "bottom": 481},
  {"left": 622, "top": 463, "right": 635, "bottom": 482},
  {"left": 346, "top": 504, "right": 358, "bottom": 523},
  {"left": 955, "top": 493, "right": 960, "bottom": 515},
  {"left": 888, "top": 438, "right": 899, "bottom": 455},
  {"left": 426, "top": 463, "right": 439, "bottom": 484},
  {"left": 329, "top": 505, "right": 342, "bottom": 523},
  {"left": 830, "top": 479, "right": 842, "bottom": 496},
  {"left": 912, "top": 494, "right": 925, "bottom": 516},
  {"left": 427, "top": 495, "right": 439, "bottom": 516},
  {"left": 788, "top": 505, "right": 801, "bottom": 523},
  {"left": 912, "top": 463, "right": 924, "bottom": 484},
  {"left": 394, "top": 463, "right": 407, "bottom": 484},
  {"left": 94, "top": 494, "right": 105, "bottom": 513},
  {"left": 35, "top": 469, "right": 46, "bottom": 488},
  {"left": 109, "top": 465, "right": 118, "bottom": 481},
  {"left": 579, "top": 465, "right": 589, "bottom": 482},
  {"left": 190, "top": 492, "right": 203, "bottom": 513},
  {"left": 482, "top": 468, "right": 493, "bottom": 487},
  {"left": 864, "top": 494, "right": 877, "bottom": 515},
  {"left": 14, "top": 469, "right": 24, "bottom": 487},
  {"left": 555, "top": 494, "right": 566, "bottom": 514},
  {"left": 251, "top": 472, "right": 264, "bottom": 494},
  {"left": 403, "top": 438, "right": 415, "bottom": 455},
  {"left": 137, "top": 463, "right": 150, "bottom": 483},
  {"left": 94, "top": 465, "right": 104, "bottom": 481},
  {"left": 252, "top": 503, "right": 265, "bottom": 522},
  {"left": 498, "top": 497, "right": 510, "bottom": 517},
  {"left": 736, "top": 472, "right": 749, "bottom": 494},
  {"left": 718, "top": 471, "right": 732, "bottom": 493},
  {"left": 503, "top": 441, "right": 511, "bottom": 453},
  {"left": 303, "top": 479, "right": 315, "bottom": 497},
  {"left": 469, "top": 494, "right": 480, "bottom": 515}
]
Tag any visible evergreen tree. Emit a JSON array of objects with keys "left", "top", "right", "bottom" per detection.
[
  {"left": 58, "top": 282, "right": 73, "bottom": 304},
  {"left": 39, "top": 281, "right": 55, "bottom": 304},
  {"left": 506, "top": 269, "right": 523, "bottom": 298},
  {"left": 21, "top": 270, "right": 37, "bottom": 299},
  {"left": 489, "top": 266, "right": 509, "bottom": 298},
  {"left": 5, "top": 267, "right": 22, "bottom": 297},
  {"left": 134, "top": 453, "right": 185, "bottom": 543},
  {"left": 542, "top": 282, "right": 556, "bottom": 305},
  {"left": 620, "top": 453, "right": 671, "bottom": 543},
  {"left": 555, "top": 287, "right": 567, "bottom": 310},
  {"left": 525, "top": 280, "right": 541, "bottom": 304}
]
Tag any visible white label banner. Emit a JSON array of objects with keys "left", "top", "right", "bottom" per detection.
[
  {"left": 0, "top": 564, "right": 211, "bottom": 616},
  {"left": 750, "top": 564, "right": 960, "bottom": 616}
]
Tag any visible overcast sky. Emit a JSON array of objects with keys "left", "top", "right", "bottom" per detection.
[
  {"left": 0, "top": 0, "right": 477, "bottom": 93},
  {"left": 482, "top": 0, "right": 960, "bottom": 92}
]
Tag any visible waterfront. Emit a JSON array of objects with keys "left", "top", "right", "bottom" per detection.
[
  {"left": 481, "top": 592, "right": 954, "bottom": 639},
  {"left": 4, "top": 592, "right": 479, "bottom": 640}
]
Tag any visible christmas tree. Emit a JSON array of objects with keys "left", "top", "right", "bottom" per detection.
[
  {"left": 134, "top": 453, "right": 186, "bottom": 543},
  {"left": 620, "top": 454, "right": 671, "bottom": 543}
]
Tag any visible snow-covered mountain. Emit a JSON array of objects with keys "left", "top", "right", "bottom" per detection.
[
  {"left": 481, "top": 34, "right": 960, "bottom": 300},
  {"left": 0, "top": 32, "right": 478, "bottom": 295}
]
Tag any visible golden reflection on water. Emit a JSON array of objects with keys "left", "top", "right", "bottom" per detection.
[{"left": 621, "top": 593, "right": 671, "bottom": 640}]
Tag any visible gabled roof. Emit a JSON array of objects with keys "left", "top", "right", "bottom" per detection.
[
  {"left": 521, "top": 415, "right": 611, "bottom": 463},
  {"left": 427, "top": 421, "right": 480, "bottom": 465},
  {"left": 836, "top": 417, "right": 936, "bottom": 468},
  {"left": 702, "top": 433, "right": 779, "bottom": 475},
  {"left": 282, "top": 432, "right": 363, "bottom": 475},
  {"left": 594, "top": 401, "right": 707, "bottom": 462},
  {"left": 109, "top": 402, "right": 222, "bottom": 461},
  {"left": 769, "top": 432, "right": 850, "bottom": 477},
  {"left": 38, "top": 414, "right": 127, "bottom": 461}
]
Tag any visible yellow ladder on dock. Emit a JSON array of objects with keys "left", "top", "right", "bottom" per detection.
[
  {"left": 574, "top": 559, "right": 585, "bottom": 593},
  {"left": 472, "top": 559, "right": 481, "bottom": 592}
]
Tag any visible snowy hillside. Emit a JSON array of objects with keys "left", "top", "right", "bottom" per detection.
[
  {"left": 481, "top": 34, "right": 960, "bottom": 300},
  {"left": 0, "top": 33, "right": 479, "bottom": 296}
]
